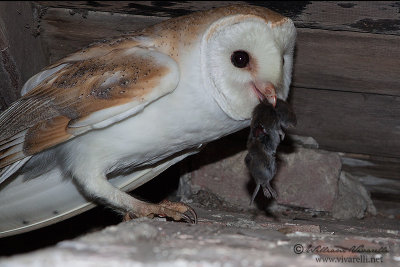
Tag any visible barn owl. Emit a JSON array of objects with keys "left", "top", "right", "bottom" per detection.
[{"left": 0, "top": 5, "right": 296, "bottom": 236}]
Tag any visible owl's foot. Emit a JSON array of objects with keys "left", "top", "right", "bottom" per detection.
[{"left": 124, "top": 199, "right": 197, "bottom": 224}]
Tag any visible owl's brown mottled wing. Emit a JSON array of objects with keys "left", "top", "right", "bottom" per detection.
[{"left": 0, "top": 45, "right": 179, "bottom": 169}]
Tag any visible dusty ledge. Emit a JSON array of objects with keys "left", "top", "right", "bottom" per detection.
[{"left": 1, "top": 204, "right": 399, "bottom": 267}]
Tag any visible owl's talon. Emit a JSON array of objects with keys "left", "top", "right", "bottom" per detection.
[
  {"left": 123, "top": 200, "right": 197, "bottom": 224},
  {"left": 183, "top": 206, "right": 198, "bottom": 224},
  {"left": 123, "top": 212, "right": 136, "bottom": 221},
  {"left": 159, "top": 200, "right": 197, "bottom": 224},
  {"left": 180, "top": 212, "right": 192, "bottom": 224}
]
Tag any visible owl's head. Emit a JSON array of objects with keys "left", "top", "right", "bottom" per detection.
[{"left": 200, "top": 11, "right": 296, "bottom": 120}]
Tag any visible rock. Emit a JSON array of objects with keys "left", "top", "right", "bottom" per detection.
[
  {"left": 274, "top": 147, "right": 341, "bottom": 212},
  {"left": 190, "top": 150, "right": 252, "bottom": 208},
  {"left": 331, "top": 172, "right": 377, "bottom": 220},
  {"left": 189, "top": 141, "right": 342, "bottom": 212},
  {"left": 287, "top": 134, "right": 319, "bottom": 149}
]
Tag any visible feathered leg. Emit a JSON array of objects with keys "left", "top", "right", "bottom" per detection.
[{"left": 72, "top": 171, "right": 197, "bottom": 224}]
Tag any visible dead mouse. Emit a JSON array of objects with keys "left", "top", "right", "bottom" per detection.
[{"left": 245, "top": 99, "right": 296, "bottom": 205}]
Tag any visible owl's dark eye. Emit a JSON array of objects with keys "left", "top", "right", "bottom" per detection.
[{"left": 231, "top": 50, "right": 249, "bottom": 68}]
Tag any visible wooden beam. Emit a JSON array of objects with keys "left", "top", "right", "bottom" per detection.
[
  {"left": 37, "top": 7, "right": 165, "bottom": 63},
  {"left": 289, "top": 87, "right": 400, "bottom": 158},
  {"left": 0, "top": 2, "right": 48, "bottom": 111},
  {"left": 293, "top": 28, "right": 400, "bottom": 96},
  {"left": 35, "top": 1, "right": 400, "bottom": 35},
  {"left": 341, "top": 153, "right": 400, "bottom": 181}
]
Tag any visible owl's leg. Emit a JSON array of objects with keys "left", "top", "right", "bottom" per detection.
[{"left": 72, "top": 172, "right": 197, "bottom": 224}]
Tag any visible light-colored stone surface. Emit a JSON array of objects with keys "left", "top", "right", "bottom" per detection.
[{"left": 1, "top": 207, "right": 400, "bottom": 267}]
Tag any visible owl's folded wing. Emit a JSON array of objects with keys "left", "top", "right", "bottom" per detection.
[
  {"left": 0, "top": 147, "right": 199, "bottom": 237},
  {"left": 0, "top": 43, "right": 179, "bottom": 170}
]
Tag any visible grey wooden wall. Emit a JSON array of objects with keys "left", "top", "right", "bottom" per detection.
[
  {"left": 0, "top": 1, "right": 399, "bottom": 199},
  {"left": 0, "top": 2, "right": 48, "bottom": 110}
]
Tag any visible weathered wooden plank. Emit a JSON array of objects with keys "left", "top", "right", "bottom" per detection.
[
  {"left": 38, "top": 7, "right": 165, "bottom": 62},
  {"left": 289, "top": 87, "right": 400, "bottom": 158},
  {"left": 340, "top": 153, "right": 400, "bottom": 200},
  {"left": 36, "top": 1, "right": 400, "bottom": 35},
  {"left": 360, "top": 176, "right": 400, "bottom": 201},
  {"left": 292, "top": 1, "right": 400, "bottom": 36},
  {"left": 292, "top": 28, "right": 400, "bottom": 96},
  {"left": 341, "top": 153, "right": 400, "bottom": 182},
  {"left": 339, "top": 153, "right": 400, "bottom": 200},
  {"left": 37, "top": 7, "right": 400, "bottom": 96},
  {"left": 0, "top": 2, "right": 48, "bottom": 111}
]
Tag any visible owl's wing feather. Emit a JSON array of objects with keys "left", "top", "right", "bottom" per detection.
[
  {"left": 0, "top": 45, "right": 179, "bottom": 170},
  {"left": 0, "top": 147, "right": 200, "bottom": 237}
]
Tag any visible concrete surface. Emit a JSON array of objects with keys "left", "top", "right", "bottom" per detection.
[{"left": 1, "top": 204, "right": 399, "bottom": 267}]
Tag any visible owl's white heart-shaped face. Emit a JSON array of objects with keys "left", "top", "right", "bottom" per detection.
[{"left": 201, "top": 15, "right": 296, "bottom": 120}]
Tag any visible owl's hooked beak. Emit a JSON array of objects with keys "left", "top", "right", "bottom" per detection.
[{"left": 252, "top": 82, "right": 277, "bottom": 107}]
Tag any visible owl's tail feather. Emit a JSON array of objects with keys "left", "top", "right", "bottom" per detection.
[{"left": 0, "top": 167, "right": 91, "bottom": 238}]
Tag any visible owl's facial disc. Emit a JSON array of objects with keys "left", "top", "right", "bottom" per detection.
[
  {"left": 201, "top": 16, "right": 295, "bottom": 120},
  {"left": 230, "top": 50, "right": 277, "bottom": 107}
]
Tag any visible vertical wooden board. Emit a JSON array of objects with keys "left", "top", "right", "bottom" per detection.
[
  {"left": 0, "top": 20, "right": 19, "bottom": 110},
  {"left": 292, "top": 28, "right": 400, "bottom": 96},
  {"left": 0, "top": 2, "right": 48, "bottom": 110},
  {"left": 289, "top": 87, "right": 400, "bottom": 157}
]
